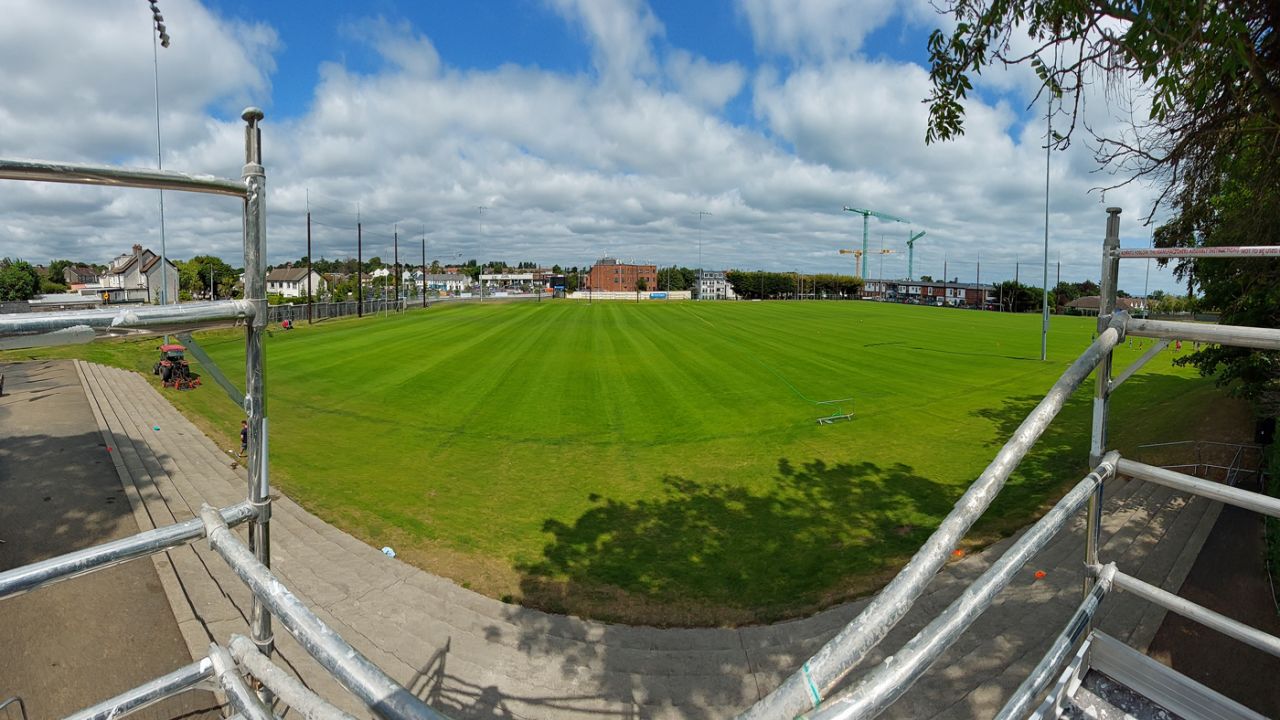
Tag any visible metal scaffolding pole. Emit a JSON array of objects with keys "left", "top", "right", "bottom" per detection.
[
  {"left": 63, "top": 657, "right": 215, "bottom": 720},
  {"left": 240, "top": 107, "right": 274, "bottom": 668},
  {"left": 739, "top": 313, "right": 1125, "bottom": 720},
  {"left": 200, "top": 507, "right": 447, "bottom": 720},
  {"left": 0, "top": 502, "right": 253, "bottom": 601},
  {"left": 1085, "top": 208, "right": 1122, "bottom": 606}
]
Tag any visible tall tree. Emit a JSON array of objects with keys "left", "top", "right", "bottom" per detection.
[
  {"left": 0, "top": 259, "right": 41, "bottom": 301},
  {"left": 927, "top": 0, "right": 1280, "bottom": 408}
]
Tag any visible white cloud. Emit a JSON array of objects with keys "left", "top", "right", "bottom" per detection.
[
  {"left": 664, "top": 51, "right": 746, "bottom": 109},
  {"left": 545, "top": 0, "right": 664, "bottom": 88},
  {"left": 738, "top": 0, "right": 898, "bottom": 61},
  {"left": 0, "top": 1, "right": 1179, "bottom": 296}
]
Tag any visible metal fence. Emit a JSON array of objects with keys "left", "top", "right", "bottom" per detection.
[
  {"left": 3, "top": 118, "right": 1280, "bottom": 720},
  {"left": 1136, "top": 440, "right": 1266, "bottom": 489},
  {"left": 266, "top": 299, "right": 405, "bottom": 324}
]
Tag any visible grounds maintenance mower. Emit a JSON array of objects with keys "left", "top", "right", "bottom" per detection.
[{"left": 153, "top": 343, "right": 201, "bottom": 390}]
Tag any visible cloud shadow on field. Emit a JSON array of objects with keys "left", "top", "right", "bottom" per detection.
[{"left": 516, "top": 457, "right": 956, "bottom": 627}]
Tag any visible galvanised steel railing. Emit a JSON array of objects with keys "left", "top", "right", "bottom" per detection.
[{"left": 3, "top": 123, "right": 1279, "bottom": 720}]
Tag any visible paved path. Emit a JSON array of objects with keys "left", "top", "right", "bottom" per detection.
[
  {"left": 74, "top": 360, "right": 1222, "bottom": 719},
  {"left": 0, "top": 361, "right": 217, "bottom": 719}
]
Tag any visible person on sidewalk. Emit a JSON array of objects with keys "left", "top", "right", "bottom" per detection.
[{"left": 239, "top": 420, "right": 248, "bottom": 457}]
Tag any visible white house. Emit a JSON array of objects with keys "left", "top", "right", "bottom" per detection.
[
  {"left": 104, "top": 244, "right": 179, "bottom": 304},
  {"left": 407, "top": 270, "right": 470, "bottom": 293},
  {"left": 266, "top": 267, "right": 327, "bottom": 298},
  {"left": 696, "top": 270, "right": 735, "bottom": 300}
]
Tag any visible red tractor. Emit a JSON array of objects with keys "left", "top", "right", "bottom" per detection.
[{"left": 153, "top": 344, "right": 200, "bottom": 390}]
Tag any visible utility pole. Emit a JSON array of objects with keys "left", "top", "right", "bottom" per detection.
[
  {"left": 306, "top": 190, "right": 313, "bottom": 324},
  {"left": 1014, "top": 260, "right": 1020, "bottom": 314},
  {"left": 976, "top": 253, "right": 982, "bottom": 309},
  {"left": 393, "top": 225, "right": 399, "bottom": 312},
  {"left": 477, "top": 206, "right": 488, "bottom": 302},
  {"left": 1142, "top": 234, "right": 1152, "bottom": 316},
  {"left": 878, "top": 234, "right": 886, "bottom": 297},
  {"left": 421, "top": 229, "right": 427, "bottom": 309},
  {"left": 356, "top": 204, "right": 363, "bottom": 318}
]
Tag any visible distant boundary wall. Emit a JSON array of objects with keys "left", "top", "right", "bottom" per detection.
[{"left": 567, "top": 290, "right": 693, "bottom": 301}]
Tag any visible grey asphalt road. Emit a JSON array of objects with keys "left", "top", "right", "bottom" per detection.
[{"left": 0, "top": 360, "right": 218, "bottom": 719}]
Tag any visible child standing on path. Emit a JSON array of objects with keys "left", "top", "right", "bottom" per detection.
[{"left": 239, "top": 420, "right": 248, "bottom": 457}]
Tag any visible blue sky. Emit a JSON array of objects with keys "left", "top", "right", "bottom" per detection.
[
  {"left": 0, "top": 0, "right": 1177, "bottom": 294},
  {"left": 206, "top": 1, "right": 945, "bottom": 126}
]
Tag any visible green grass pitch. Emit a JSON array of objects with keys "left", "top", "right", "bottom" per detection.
[{"left": 4, "top": 300, "right": 1237, "bottom": 625}]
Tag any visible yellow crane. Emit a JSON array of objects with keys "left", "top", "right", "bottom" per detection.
[{"left": 838, "top": 248, "right": 864, "bottom": 277}]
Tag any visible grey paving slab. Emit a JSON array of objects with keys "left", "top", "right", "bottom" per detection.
[
  {"left": 73, "top": 361, "right": 1224, "bottom": 720},
  {"left": 0, "top": 360, "right": 219, "bottom": 719}
]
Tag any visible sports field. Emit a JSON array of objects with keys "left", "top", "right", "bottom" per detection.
[{"left": 4, "top": 300, "right": 1238, "bottom": 625}]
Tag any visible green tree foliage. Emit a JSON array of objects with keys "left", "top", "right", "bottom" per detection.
[
  {"left": 1155, "top": 142, "right": 1280, "bottom": 408},
  {"left": 0, "top": 258, "right": 41, "bottom": 301},
  {"left": 995, "top": 280, "right": 1043, "bottom": 313},
  {"left": 178, "top": 255, "right": 239, "bottom": 299},
  {"left": 726, "top": 271, "right": 864, "bottom": 300},
  {"left": 927, "top": 1, "right": 1280, "bottom": 408},
  {"left": 44, "top": 258, "right": 80, "bottom": 290},
  {"left": 656, "top": 266, "right": 698, "bottom": 291},
  {"left": 1051, "top": 279, "right": 1099, "bottom": 308},
  {"left": 331, "top": 275, "right": 359, "bottom": 300}
]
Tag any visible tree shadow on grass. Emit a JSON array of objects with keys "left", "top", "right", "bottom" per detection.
[
  {"left": 967, "top": 372, "right": 1219, "bottom": 540},
  {"left": 518, "top": 458, "right": 956, "bottom": 626}
]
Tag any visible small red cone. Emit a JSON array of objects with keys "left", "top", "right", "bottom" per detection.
[{"left": 1034, "top": 570, "right": 1047, "bottom": 580}]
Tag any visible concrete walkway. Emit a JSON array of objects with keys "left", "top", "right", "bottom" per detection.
[
  {"left": 74, "top": 360, "right": 1221, "bottom": 719},
  {"left": 0, "top": 361, "right": 217, "bottom": 719}
]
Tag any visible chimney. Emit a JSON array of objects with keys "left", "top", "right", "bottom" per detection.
[{"left": 133, "top": 244, "right": 143, "bottom": 258}]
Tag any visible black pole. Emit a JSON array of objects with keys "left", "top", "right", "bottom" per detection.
[
  {"left": 394, "top": 226, "right": 400, "bottom": 313},
  {"left": 1014, "top": 261, "right": 1020, "bottom": 313},
  {"left": 357, "top": 221, "right": 363, "bottom": 317},
  {"left": 421, "top": 235, "right": 427, "bottom": 309},
  {"left": 306, "top": 211, "right": 313, "bottom": 324}
]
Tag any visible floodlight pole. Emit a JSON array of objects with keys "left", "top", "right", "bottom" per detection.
[
  {"left": 696, "top": 210, "right": 711, "bottom": 300},
  {"left": 421, "top": 230, "right": 427, "bottom": 309},
  {"left": 149, "top": 1, "right": 171, "bottom": 307},
  {"left": 1041, "top": 94, "right": 1052, "bottom": 361},
  {"left": 393, "top": 225, "right": 399, "bottom": 312}
]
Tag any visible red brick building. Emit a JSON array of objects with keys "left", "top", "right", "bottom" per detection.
[{"left": 586, "top": 257, "right": 657, "bottom": 292}]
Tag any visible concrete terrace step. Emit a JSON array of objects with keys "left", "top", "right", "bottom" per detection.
[
  {"left": 73, "top": 361, "right": 1222, "bottom": 720},
  {"left": 77, "top": 362, "right": 370, "bottom": 718}
]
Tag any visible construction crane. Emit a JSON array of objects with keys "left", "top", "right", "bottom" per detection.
[
  {"left": 838, "top": 248, "right": 864, "bottom": 277},
  {"left": 843, "top": 206, "right": 908, "bottom": 277},
  {"left": 906, "top": 230, "right": 926, "bottom": 280}
]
